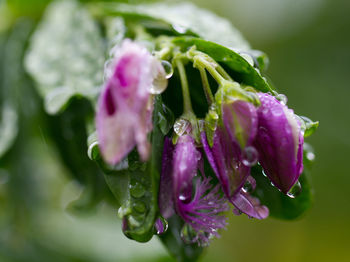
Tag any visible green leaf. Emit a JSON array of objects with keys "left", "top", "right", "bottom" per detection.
[
  {"left": 159, "top": 216, "right": 203, "bottom": 262},
  {"left": 298, "top": 115, "right": 319, "bottom": 137},
  {"left": 251, "top": 147, "right": 314, "bottom": 220},
  {"left": 173, "top": 37, "right": 273, "bottom": 93},
  {"left": 0, "top": 103, "right": 18, "bottom": 159},
  {"left": 0, "top": 21, "right": 33, "bottom": 159},
  {"left": 92, "top": 1, "right": 250, "bottom": 50},
  {"left": 25, "top": 0, "right": 105, "bottom": 114}
]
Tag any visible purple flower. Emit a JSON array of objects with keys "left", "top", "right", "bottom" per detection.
[
  {"left": 159, "top": 135, "right": 228, "bottom": 246},
  {"left": 202, "top": 100, "right": 269, "bottom": 219},
  {"left": 254, "top": 93, "right": 304, "bottom": 193},
  {"left": 96, "top": 40, "right": 165, "bottom": 164},
  {"left": 202, "top": 101, "right": 256, "bottom": 193}
]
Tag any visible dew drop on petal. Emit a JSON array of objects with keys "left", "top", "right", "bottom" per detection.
[
  {"left": 180, "top": 224, "right": 198, "bottom": 244},
  {"left": 242, "top": 146, "right": 258, "bottom": 167},
  {"left": 179, "top": 193, "right": 191, "bottom": 203},
  {"left": 287, "top": 180, "right": 302, "bottom": 198},
  {"left": 161, "top": 60, "right": 173, "bottom": 79}
]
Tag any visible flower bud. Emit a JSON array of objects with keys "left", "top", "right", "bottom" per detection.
[{"left": 254, "top": 93, "right": 304, "bottom": 193}]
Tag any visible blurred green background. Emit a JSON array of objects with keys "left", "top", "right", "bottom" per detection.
[{"left": 0, "top": 0, "right": 349, "bottom": 261}]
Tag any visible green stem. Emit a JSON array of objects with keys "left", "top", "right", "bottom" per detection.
[
  {"left": 216, "top": 64, "right": 233, "bottom": 81},
  {"left": 154, "top": 47, "right": 171, "bottom": 60},
  {"left": 193, "top": 55, "right": 225, "bottom": 85},
  {"left": 198, "top": 67, "right": 214, "bottom": 105},
  {"left": 175, "top": 58, "right": 193, "bottom": 115}
]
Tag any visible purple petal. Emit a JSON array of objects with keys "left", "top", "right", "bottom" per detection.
[
  {"left": 172, "top": 135, "right": 201, "bottom": 201},
  {"left": 222, "top": 100, "right": 258, "bottom": 148},
  {"left": 177, "top": 177, "right": 229, "bottom": 246},
  {"left": 232, "top": 190, "right": 269, "bottom": 219},
  {"left": 96, "top": 40, "right": 159, "bottom": 164},
  {"left": 254, "top": 93, "right": 304, "bottom": 193},
  {"left": 201, "top": 128, "right": 250, "bottom": 199},
  {"left": 173, "top": 135, "right": 228, "bottom": 246},
  {"left": 159, "top": 137, "right": 175, "bottom": 219}
]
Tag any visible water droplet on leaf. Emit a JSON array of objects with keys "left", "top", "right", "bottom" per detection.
[
  {"left": 240, "top": 53, "right": 254, "bottom": 67},
  {"left": 130, "top": 182, "right": 146, "bottom": 198},
  {"left": 133, "top": 201, "right": 146, "bottom": 213}
]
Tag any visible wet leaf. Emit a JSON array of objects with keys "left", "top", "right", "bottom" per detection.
[
  {"left": 92, "top": 1, "right": 250, "bottom": 50},
  {"left": 0, "top": 21, "right": 33, "bottom": 159},
  {"left": 25, "top": 0, "right": 105, "bottom": 114}
]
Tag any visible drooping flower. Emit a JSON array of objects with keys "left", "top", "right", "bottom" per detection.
[
  {"left": 159, "top": 135, "right": 228, "bottom": 246},
  {"left": 201, "top": 99, "right": 269, "bottom": 219},
  {"left": 96, "top": 40, "right": 166, "bottom": 164},
  {"left": 254, "top": 93, "right": 304, "bottom": 193}
]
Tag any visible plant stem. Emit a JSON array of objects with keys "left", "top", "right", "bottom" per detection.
[
  {"left": 193, "top": 55, "right": 225, "bottom": 85},
  {"left": 175, "top": 58, "right": 193, "bottom": 115},
  {"left": 198, "top": 67, "right": 214, "bottom": 105}
]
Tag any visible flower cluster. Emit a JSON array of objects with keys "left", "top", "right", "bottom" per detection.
[{"left": 97, "top": 40, "right": 306, "bottom": 246}]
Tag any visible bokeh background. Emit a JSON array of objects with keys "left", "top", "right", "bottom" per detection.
[{"left": 0, "top": 0, "right": 349, "bottom": 261}]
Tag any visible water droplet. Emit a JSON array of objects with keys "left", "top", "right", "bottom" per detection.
[
  {"left": 128, "top": 215, "right": 142, "bottom": 227},
  {"left": 242, "top": 180, "right": 253, "bottom": 193},
  {"left": 133, "top": 201, "right": 146, "bottom": 213},
  {"left": 158, "top": 103, "right": 174, "bottom": 135},
  {"left": 306, "top": 152, "right": 315, "bottom": 161},
  {"left": 179, "top": 194, "right": 190, "bottom": 203},
  {"left": 117, "top": 206, "right": 131, "bottom": 218},
  {"left": 174, "top": 118, "right": 191, "bottom": 136},
  {"left": 150, "top": 71, "right": 168, "bottom": 95},
  {"left": 180, "top": 224, "right": 198, "bottom": 244},
  {"left": 240, "top": 53, "right": 254, "bottom": 67},
  {"left": 242, "top": 146, "right": 258, "bottom": 167},
  {"left": 161, "top": 60, "right": 173, "bottom": 79},
  {"left": 154, "top": 217, "right": 168, "bottom": 235},
  {"left": 173, "top": 24, "right": 187, "bottom": 34},
  {"left": 276, "top": 94, "right": 288, "bottom": 105},
  {"left": 130, "top": 182, "right": 146, "bottom": 198},
  {"left": 287, "top": 181, "right": 302, "bottom": 198}
]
